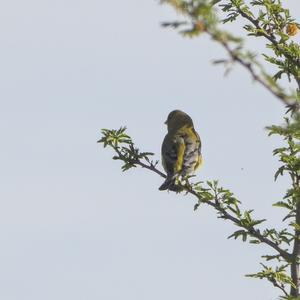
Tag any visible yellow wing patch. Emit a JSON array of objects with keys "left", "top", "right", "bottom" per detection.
[{"left": 174, "top": 140, "right": 185, "bottom": 173}]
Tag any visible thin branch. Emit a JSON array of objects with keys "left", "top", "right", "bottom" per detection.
[
  {"left": 133, "top": 156, "right": 292, "bottom": 261},
  {"left": 138, "top": 160, "right": 167, "bottom": 178},
  {"left": 114, "top": 145, "right": 167, "bottom": 178},
  {"left": 235, "top": 6, "right": 300, "bottom": 91},
  {"left": 188, "top": 186, "right": 291, "bottom": 261},
  {"left": 270, "top": 278, "right": 289, "bottom": 297},
  {"left": 207, "top": 29, "right": 297, "bottom": 111},
  {"left": 221, "top": 38, "right": 287, "bottom": 101},
  {"left": 236, "top": 6, "right": 300, "bottom": 69}
]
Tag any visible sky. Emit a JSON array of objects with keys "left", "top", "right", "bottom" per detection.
[{"left": 0, "top": 1, "right": 299, "bottom": 300}]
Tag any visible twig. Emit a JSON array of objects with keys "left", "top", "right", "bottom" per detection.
[
  {"left": 207, "top": 29, "right": 297, "bottom": 111},
  {"left": 134, "top": 157, "right": 292, "bottom": 261},
  {"left": 270, "top": 278, "right": 289, "bottom": 297},
  {"left": 235, "top": 6, "right": 300, "bottom": 91},
  {"left": 187, "top": 186, "right": 291, "bottom": 261}
]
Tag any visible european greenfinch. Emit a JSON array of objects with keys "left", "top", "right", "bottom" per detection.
[{"left": 159, "top": 110, "right": 202, "bottom": 191}]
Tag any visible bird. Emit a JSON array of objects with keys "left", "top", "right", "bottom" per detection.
[{"left": 159, "top": 110, "right": 202, "bottom": 191}]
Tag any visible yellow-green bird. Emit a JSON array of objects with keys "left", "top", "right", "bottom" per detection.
[{"left": 159, "top": 110, "right": 202, "bottom": 191}]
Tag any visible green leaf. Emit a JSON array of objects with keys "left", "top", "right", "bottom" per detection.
[
  {"left": 273, "top": 201, "right": 293, "bottom": 210},
  {"left": 228, "top": 229, "right": 248, "bottom": 240}
]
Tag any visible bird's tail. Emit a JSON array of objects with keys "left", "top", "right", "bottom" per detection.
[{"left": 159, "top": 176, "right": 181, "bottom": 192}]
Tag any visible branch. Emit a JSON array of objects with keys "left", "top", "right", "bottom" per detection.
[
  {"left": 133, "top": 152, "right": 291, "bottom": 261},
  {"left": 114, "top": 146, "right": 166, "bottom": 178},
  {"left": 188, "top": 184, "right": 291, "bottom": 261},
  {"left": 225, "top": 3, "right": 300, "bottom": 92},
  {"left": 212, "top": 32, "right": 292, "bottom": 107},
  {"left": 161, "top": 1, "right": 300, "bottom": 111},
  {"left": 99, "top": 126, "right": 297, "bottom": 296},
  {"left": 290, "top": 169, "right": 300, "bottom": 296},
  {"left": 235, "top": 6, "right": 300, "bottom": 71},
  {"left": 272, "top": 279, "right": 289, "bottom": 297},
  {"left": 290, "top": 200, "right": 300, "bottom": 296}
]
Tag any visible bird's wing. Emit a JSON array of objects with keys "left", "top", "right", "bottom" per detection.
[
  {"left": 174, "top": 137, "right": 186, "bottom": 173},
  {"left": 162, "top": 134, "right": 185, "bottom": 176}
]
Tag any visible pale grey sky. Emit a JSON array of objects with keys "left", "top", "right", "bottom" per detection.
[{"left": 0, "top": 1, "right": 299, "bottom": 299}]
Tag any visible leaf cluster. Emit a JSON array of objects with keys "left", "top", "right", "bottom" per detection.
[
  {"left": 98, "top": 127, "right": 156, "bottom": 172},
  {"left": 268, "top": 116, "right": 300, "bottom": 225},
  {"left": 220, "top": 0, "right": 300, "bottom": 86},
  {"left": 161, "top": 0, "right": 300, "bottom": 110},
  {"left": 246, "top": 263, "right": 294, "bottom": 298}
]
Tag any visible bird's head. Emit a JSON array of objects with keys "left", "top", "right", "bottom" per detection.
[{"left": 165, "top": 110, "right": 194, "bottom": 132}]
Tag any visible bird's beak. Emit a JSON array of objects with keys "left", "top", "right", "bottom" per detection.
[{"left": 164, "top": 120, "right": 167, "bottom": 125}]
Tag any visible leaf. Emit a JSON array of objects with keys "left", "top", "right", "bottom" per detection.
[
  {"left": 251, "top": 219, "right": 267, "bottom": 226},
  {"left": 274, "top": 166, "right": 285, "bottom": 181},
  {"left": 212, "top": 59, "right": 228, "bottom": 64},
  {"left": 228, "top": 230, "right": 247, "bottom": 240},
  {"left": 262, "top": 254, "right": 281, "bottom": 261},
  {"left": 194, "top": 202, "right": 201, "bottom": 211},
  {"left": 249, "top": 239, "right": 261, "bottom": 244},
  {"left": 273, "top": 201, "right": 293, "bottom": 210}
]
